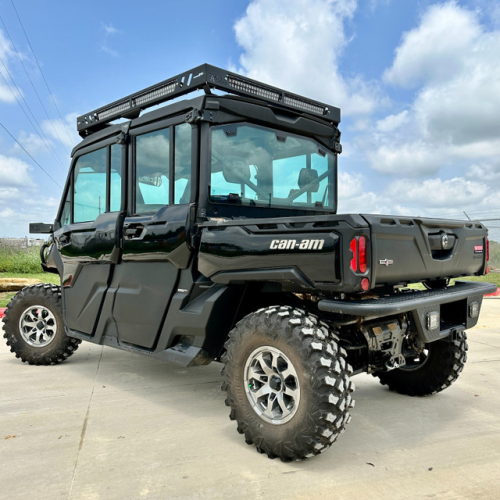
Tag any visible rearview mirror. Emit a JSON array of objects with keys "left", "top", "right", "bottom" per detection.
[
  {"left": 298, "top": 168, "right": 319, "bottom": 193},
  {"left": 223, "top": 159, "right": 250, "bottom": 184}
]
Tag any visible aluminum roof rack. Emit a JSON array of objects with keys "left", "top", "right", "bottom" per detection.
[{"left": 76, "top": 63, "right": 340, "bottom": 137}]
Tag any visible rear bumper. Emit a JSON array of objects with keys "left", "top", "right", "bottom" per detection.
[
  {"left": 318, "top": 281, "right": 497, "bottom": 317},
  {"left": 318, "top": 281, "right": 497, "bottom": 342}
]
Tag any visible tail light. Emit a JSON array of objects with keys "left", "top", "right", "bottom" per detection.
[
  {"left": 359, "top": 236, "right": 367, "bottom": 273},
  {"left": 350, "top": 236, "right": 368, "bottom": 274},
  {"left": 350, "top": 238, "right": 358, "bottom": 272}
]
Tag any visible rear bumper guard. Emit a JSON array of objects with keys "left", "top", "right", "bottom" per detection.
[{"left": 318, "top": 281, "right": 497, "bottom": 342}]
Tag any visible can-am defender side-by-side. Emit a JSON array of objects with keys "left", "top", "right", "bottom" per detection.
[{"left": 3, "top": 64, "right": 496, "bottom": 461}]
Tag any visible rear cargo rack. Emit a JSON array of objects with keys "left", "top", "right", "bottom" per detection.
[{"left": 76, "top": 63, "right": 340, "bottom": 137}]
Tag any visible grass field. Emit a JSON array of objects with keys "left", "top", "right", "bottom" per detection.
[{"left": 0, "top": 244, "right": 44, "bottom": 274}]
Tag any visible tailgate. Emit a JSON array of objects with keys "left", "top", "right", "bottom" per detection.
[{"left": 363, "top": 215, "right": 488, "bottom": 286}]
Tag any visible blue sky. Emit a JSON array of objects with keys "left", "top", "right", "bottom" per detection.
[{"left": 1, "top": 0, "right": 500, "bottom": 237}]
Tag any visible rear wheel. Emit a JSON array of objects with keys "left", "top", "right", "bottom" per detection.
[
  {"left": 2, "top": 284, "right": 81, "bottom": 365},
  {"left": 374, "top": 332, "right": 468, "bottom": 396},
  {"left": 221, "top": 306, "right": 355, "bottom": 461}
]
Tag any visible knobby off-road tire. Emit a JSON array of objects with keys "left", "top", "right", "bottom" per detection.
[
  {"left": 374, "top": 331, "right": 468, "bottom": 396},
  {"left": 221, "top": 306, "right": 355, "bottom": 461},
  {"left": 2, "top": 283, "right": 81, "bottom": 365}
]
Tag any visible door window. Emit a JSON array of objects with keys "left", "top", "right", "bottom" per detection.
[
  {"left": 74, "top": 148, "right": 107, "bottom": 223},
  {"left": 174, "top": 123, "right": 192, "bottom": 204},
  {"left": 135, "top": 128, "right": 170, "bottom": 213},
  {"left": 110, "top": 144, "right": 122, "bottom": 212},
  {"left": 133, "top": 123, "right": 193, "bottom": 212},
  {"left": 60, "top": 184, "right": 72, "bottom": 226},
  {"left": 61, "top": 141, "right": 123, "bottom": 225}
]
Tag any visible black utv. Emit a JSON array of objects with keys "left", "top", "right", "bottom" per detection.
[{"left": 3, "top": 64, "right": 496, "bottom": 461}]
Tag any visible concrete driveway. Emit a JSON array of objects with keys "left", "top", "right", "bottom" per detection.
[{"left": 1, "top": 300, "right": 499, "bottom": 500}]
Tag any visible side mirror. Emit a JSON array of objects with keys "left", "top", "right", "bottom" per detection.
[
  {"left": 29, "top": 223, "right": 53, "bottom": 234},
  {"left": 298, "top": 168, "right": 319, "bottom": 193}
]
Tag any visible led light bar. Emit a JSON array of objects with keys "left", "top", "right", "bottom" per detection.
[
  {"left": 134, "top": 82, "right": 177, "bottom": 107},
  {"left": 227, "top": 75, "right": 281, "bottom": 102},
  {"left": 283, "top": 95, "right": 327, "bottom": 116},
  {"left": 97, "top": 101, "right": 132, "bottom": 121},
  {"left": 77, "top": 64, "right": 341, "bottom": 137}
]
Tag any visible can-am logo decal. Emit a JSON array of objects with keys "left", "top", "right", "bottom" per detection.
[
  {"left": 474, "top": 245, "right": 483, "bottom": 253},
  {"left": 379, "top": 259, "right": 394, "bottom": 266},
  {"left": 269, "top": 239, "right": 325, "bottom": 250}
]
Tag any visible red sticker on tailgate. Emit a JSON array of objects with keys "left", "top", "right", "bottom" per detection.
[{"left": 474, "top": 245, "right": 483, "bottom": 253}]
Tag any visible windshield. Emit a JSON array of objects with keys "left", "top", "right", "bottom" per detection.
[{"left": 210, "top": 123, "right": 336, "bottom": 210}]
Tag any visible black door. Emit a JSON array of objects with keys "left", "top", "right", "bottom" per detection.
[
  {"left": 109, "top": 121, "right": 194, "bottom": 349},
  {"left": 55, "top": 141, "right": 123, "bottom": 335}
]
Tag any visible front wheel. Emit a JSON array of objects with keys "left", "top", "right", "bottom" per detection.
[
  {"left": 2, "top": 284, "right": 81, "bottom": 365},
  {"left": 221, "top": 306, "right": 355, "bottom": 461},
  {"left": 374, "top": 331, "right": 468, "bottom": 396}
]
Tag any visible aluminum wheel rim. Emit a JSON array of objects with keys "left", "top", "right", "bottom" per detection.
[
  {"left": 244, "top": 345, "right": 300, "bottom": 425},
  {"left": 19, "top": 305, "right": 57, "bottom": 348}
]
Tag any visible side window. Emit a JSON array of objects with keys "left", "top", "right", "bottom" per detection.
[
  {"left": 74, "top": 148, "right": 107, "bottom": 223},
  {"left": 174, "top": 123, "right": 192, "bottom": 204},
  {"left": 60, "top": 180, "right": 72, "bottom": 226},
  {"left": 110, "top": 144, "right": 122, "bottom": 212},
  {"left": 63, "top": 142, "right": 123, "bottom": 225},
  {"left": 135, "top": 128, "right": 170, "bottom": 213}
]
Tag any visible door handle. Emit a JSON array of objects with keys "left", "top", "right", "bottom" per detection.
[{"left": 123, "top": 223, "right": 145, "bottom": 240}]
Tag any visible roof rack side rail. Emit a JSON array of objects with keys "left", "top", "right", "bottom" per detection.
[{"left": 76, "top": 63, "right": 341, "bottom": 137}]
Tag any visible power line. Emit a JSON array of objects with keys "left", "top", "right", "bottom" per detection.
[
  {"left": 0, "top": 120, "right": 62, "bottom": 189},
  {"left": 0, "top": 53, "right": 67, "bottom": 172},
  {"left": 10, "top": 0, "right": 74, "bottom": 147},
  {"left": 0, "top": 14, "right": 71, "bottom": 156}
]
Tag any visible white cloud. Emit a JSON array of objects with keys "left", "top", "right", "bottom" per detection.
[
  {"left": 369, "top": 142, "right": 446, "bottom": 177},
  {"left": 384, "top": 2, "right": 481, "bottom": 88},
  {"left": 100, "top": 23, "right": 121, "bottom": 56},
  {"left": 233, "top": 0, "right": 382, "bottom": 116},
  {"left": 387, "top": 177, "right": 488, "bottom": 207},
  {"left": 414, "top": 66, "right": 500, "bottom": 146},
  {"left": 0, "top": 84, "right": 16, "bottom": 103},
  {"left": 369, "top": 0, "right": 391, "bottom": 11},
  {"left": 358, "top": 1, "right": 500, "bottom": 178},
  {"left": 102, "top": 23, "right": 120, "bottom": 35},
  {"left": 337, "top": 171, "right": 391, "bottom": 213},
  {"left": 465, "top": 160, "right": 500, "bottom": 186},
  {"left": 0, "top": 199, "right": 60, "bottom": 238},
  {"left": 375, "top": 110, "right": 409, "bottom": 132},
  {"left": 0, "top": 187, "right": 21, "bottom": 201},
  {"left": 15, "top": 131, "right": 48, "bottom": 156},
  {"left": 0, "top": 154, "right": 60, "bottom": 237},
  {"left": 41, "top": 112, "right": 80, "bottom": 150},
  {"left": 100, "top": 44, "right": 120, "bottom": 57},
  {"left": 0, "top": 29, "right": 18, "bottom": 104},
  {"left": 0, "top": 154, "right": 35, "bottom": 188},
  {"left": 381, "top": 176, "right": 500, "bottom": 218},
  {"left": 338, "top": 171, "right": 364, "bottom": 199}
]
